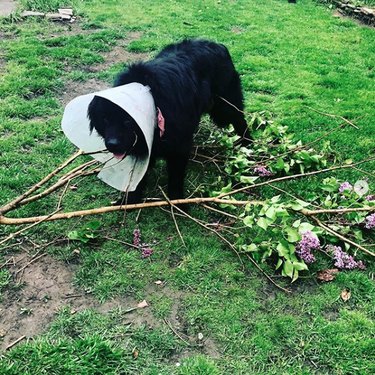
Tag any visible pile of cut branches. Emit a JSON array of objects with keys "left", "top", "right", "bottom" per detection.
[{"left": 1, "top": 110, "right": 374, "bottom": 289}]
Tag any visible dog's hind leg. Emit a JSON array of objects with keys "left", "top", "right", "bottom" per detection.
[
  {"left": 210, "top": 74, "right": 251, "bottom": 146},
  {"left": 166, "top": 154, "right": 189, "bottom": 201}
]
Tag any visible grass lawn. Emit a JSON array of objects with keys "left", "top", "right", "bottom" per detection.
[{"left": 0, "top": 0, "right": 374, "bottom": 374}]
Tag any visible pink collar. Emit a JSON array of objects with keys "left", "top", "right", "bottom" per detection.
[{"left": 157, "top": 107, "right": 165, "bottom": 137}]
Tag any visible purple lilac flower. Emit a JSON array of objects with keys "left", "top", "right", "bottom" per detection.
[
  {"left": 365, "top": 213, "right": 375, "bottom": 229},
  {"left": 254, "top": 166, "right": 273, "bottom": 177},
  {"left": 327, "top": 245, "right": 365, "bottom": 270},
  {"left": 296, "top": 230, "right": 320, "bottom": 264},
  {"left": 141, "top": 246, "right": 153, "bottom": 258},
  {"left": 339, "top": 182, "right": 353, "bottom": 193},
  {"left": 133, "top": 228, "right": 141, "bottom": 247},
  {"left": 365, "top": 195, "right": 375, "bottom": 201}
]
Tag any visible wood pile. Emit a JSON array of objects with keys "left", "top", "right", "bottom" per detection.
[
  {"left": 21, "top": 8, "right": 75, "bottom": 22},
  {"left": 331, "top": 0, "right": 375, "bottom": 25}
]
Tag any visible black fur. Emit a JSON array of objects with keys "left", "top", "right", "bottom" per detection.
[{"left": 88, "top": 39, "right": 250, "bottom": 203}]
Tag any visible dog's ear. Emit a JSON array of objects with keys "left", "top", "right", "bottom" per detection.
[{"left": 87, "top": 97, "right": 97, "bottom": 133}]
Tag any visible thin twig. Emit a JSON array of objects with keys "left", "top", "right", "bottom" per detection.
[
  {"left": 5, "top": 336, "right": 26, "bottom": 350},
  {"left": 104, "top": 236, "right": 139, "bottom": 250},
  {"left": 302, "top": 206, "right": 375, "bottom": 216},
  {"left": 241, "top": 252, "right": 292, "bottom": 294},
  {"left": 164, "top": 318, "right": 192, "bottom": 346},
  {"left": 0, "top": 209, "right": 62, "bottom": 245},
  {"left": 166, "top": 198, "right": 291, "bottom": 293},
  {"left": 305, "top": 106, "right": 360, "bottom": 129},
  {"left": 0, "top": 257, "right": 15, "bottom": 270},
  {"left": 159, "top": 187, "right": 186, "bottom": 247},
  {"left": 0, "top": 150, "right": 83, "bottom": 215},
  {"left": 311, "top": 217, "right": 375, "bottom": 257},
  {"left": 218, "top": 156, "right": 375, "bottom": 199},
  {"left": 202, "top": 204, "right": 239, "bottom": 219},
  {"left": 15, "top": 253, "right": 47, "bottom": 275},
  {"left": 57, "top": 180, "right": 70, "bottom": 210}
]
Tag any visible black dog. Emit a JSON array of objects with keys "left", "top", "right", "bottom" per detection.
[{"left": 88, "top": 39, "right": 250, "bottom": 203}]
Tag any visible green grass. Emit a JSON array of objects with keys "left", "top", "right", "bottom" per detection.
[{"left": 0, "top": 0, "right": 374, "bottom": 374}]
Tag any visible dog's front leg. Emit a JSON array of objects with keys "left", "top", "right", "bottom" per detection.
[{"left": 166, "top": 154, "right": 189, "bottom": 201}]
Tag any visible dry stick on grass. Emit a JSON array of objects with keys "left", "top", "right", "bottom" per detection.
[
  {"left": 1, "top": 156, "right": 371, "bottom": 225},
  {"left": 0, "top": 197, "right": 256, "bottom": 225},
  {"left": 160, "top": 187, "right": 186, "bottom": 247},
  {"left": 305, "top": 106, "right": 360, "bottom": 129},
  {"left": 5, "top": 336, "right": 26, "bottom": 350},
  {"left": 311, "top": 216, "right": 375, "bottom": 257},
  {"left": 164, "top": 318, "right": 192, "bottom": 346},
  {"left": 15, "top": 161, "right": 99, "bottom": 208},
  {"left": 15, "top": 253, "right": 47, "bottom": 276},
  {"left": 0, "top": 150, "right": 83, "bottom": 215}
]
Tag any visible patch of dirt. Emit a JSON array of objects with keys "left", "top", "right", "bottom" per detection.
[
  {"left": 0, "top": 1, "right": 17, "bottom": 17},
  {"left": 59, "top": 78, "right": 109, "bottom": 106},
  {"left": 59, "top": 31, "right": 150, "bottom": 106},
  {"left": 0, "top": 251, "right": 221, "bottom": 358},
  {"left": 0, "top": 252, "right": 144, "bottom": 350}
]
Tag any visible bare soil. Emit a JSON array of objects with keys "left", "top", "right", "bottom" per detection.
[{"left": 0, "top": 1, "right": 17, "bottom": 17}]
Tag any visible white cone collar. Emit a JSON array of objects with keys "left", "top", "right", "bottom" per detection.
[{"left": 61, "top": 83, "right": 156, "bottom": 192}]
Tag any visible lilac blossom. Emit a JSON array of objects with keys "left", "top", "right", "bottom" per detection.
[
  {"left": 339, "top": 182, "right": 353, "bottom": 193},
  {"left": 327, "top": 245, "right": 365, "bottom": 270},
  {"left": 365, "top": 213, "right": 375, "bottom": 229},
  {"left": 365, "top": 195, "right": 375, "bottom": 201},
  {"left": 254, "top": 166, "right": 273, "bottom": 177},
  {"left": 296, "top": 230, "right": 320, "bottom": 264},
  {"left": 141, "top": 246, "right": 154, "bottom": 258},
  {"left": 133, "top": 228, "right": 141, "bottom": 247}
]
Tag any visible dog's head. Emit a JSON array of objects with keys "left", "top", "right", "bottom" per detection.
[{"left": 87, "top": 96, "right": 147, "bottom": 160}]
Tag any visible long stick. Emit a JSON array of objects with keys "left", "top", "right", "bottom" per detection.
[
  {"left": 311, "top": 217, "right": 375, "bottom": 257},
  {"left": 0, "top": 198, "right": 260, "bottom": 225},
  {"left": 218, "top": 156, "right": 375, "bottom": 199},
  {"left": 0, "top": 209, "right": 61, "bottom": 245}
]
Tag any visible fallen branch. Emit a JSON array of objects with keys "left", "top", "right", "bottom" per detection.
[
  {"left": 0, "top": 198, "right": 259, "bottom": 225},
  {"left": 0, "top": 209, "right": 62, "bottom": 245},
  {"left": 5, "top": 336, "right": 26, "bottom": 350},
  {"left": 218, "top": 156, "right": 375, "bottom": 199},
  {"left": 302, "top": 206, "right": 375, "bottom": 216},
  {"left": 311, "top": 217, "right": 375, "bottom": 257},
  {"left": 305, "top": 106, "right": 360, "bottom": 129}
]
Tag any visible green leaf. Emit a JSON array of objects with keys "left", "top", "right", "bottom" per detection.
[
  {"left": 271, "top": 195, "right": 281, "bottom": 203},
  {"left": 265, "top": 206, "right": 277, "bottom": 220},
  {"left": 285, "top": 227, "right": 300, "bottom": 243},
  {"left": 292, "top": 219, "right": 301, "bottom": 228},
  {"left": 292, "top": 261, "right": 308, "bottom": 271},
  {"left": 292, "top": 270, "right": 299, "bottom": 282},
  {"left": 243, "top": 216, "right": 254, "bottom": 227},
  {"left": 299, "top": 222, "right": 315, "bottom": 232},
  {"left": 276, "top": 240, "right": 290, "bottom": 258},
  {"left": 244, "top": 243, "right": 258, "bottom": 252},
  {"left": 240, "top": 176, "right": 259, "bottom": 184},
  {"left": 276, "top": 258, "right": 283, "bottom": 270},
  {"left": 282, "top": 260, "right": 294, "bottom": 278},
  {"left": 257, "top": 217, "right": 272, "bottom": 231}
]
